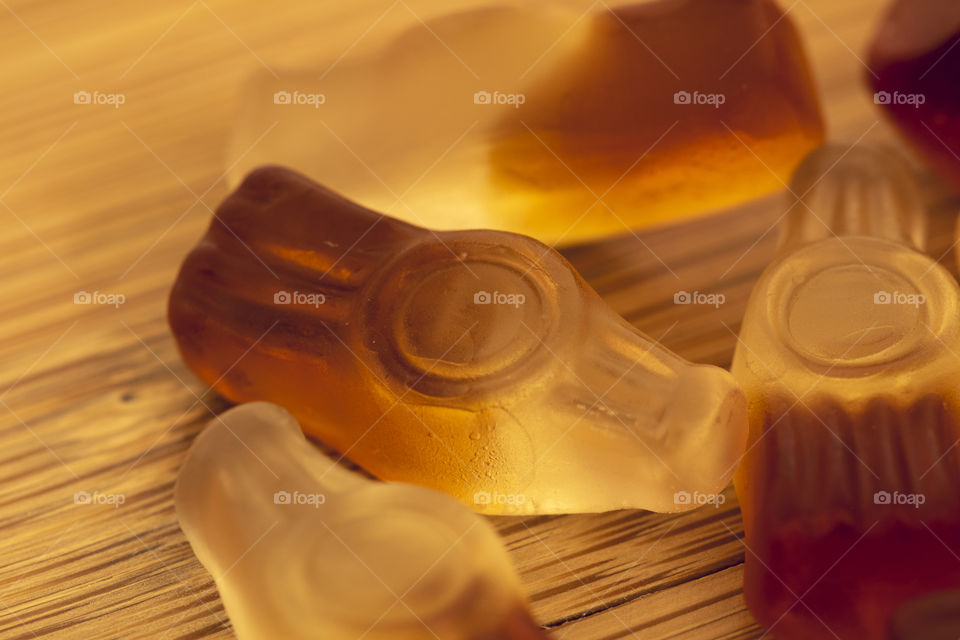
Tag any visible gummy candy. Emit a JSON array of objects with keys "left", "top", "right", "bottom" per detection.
[
  {"left": 174, "top": 402, "right": 548, "bottom": 640},
  {"left": 778, "top": 144, "right": 925, "bottom": 252},
  {"left": 868, "top": 0, "right": 960, "bottom": 187},
  {"left": 228, "top": 0, "right": 823, "bottom": 243},
  {"left": 168, "top": 165, "right": 748, "bottom": 514},
  {"left": 488, "top": 0, "right": 823, "bottom": 237},
  {"left": 732, "top": 145, "right": 960, "bottom": 639}
]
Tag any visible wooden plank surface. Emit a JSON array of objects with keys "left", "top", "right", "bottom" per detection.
[{"left": 2, "top": 0, "right": 959, "bottom": 638}]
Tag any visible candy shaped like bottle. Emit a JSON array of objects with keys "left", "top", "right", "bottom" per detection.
[
  {"left": 168, "top": 166, "right": 748, "bottom": 515},
  {"left": 230, "top": 0, "right": 823, "bottom": 242},
  {"left": 175, "top": 402, "right": 549, "bottom": 640},
  {"left": 733, "top": 145, "right": 960, "bottom": 639}
]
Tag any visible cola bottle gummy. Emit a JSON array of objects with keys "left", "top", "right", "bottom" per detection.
[
  {"left": 229, "top": 0, "right": 823, "bottom": 242},
  {"left": 175, "top": 402, "right": 549, "bottom": 640},
  {"left": 733, "top": 145, "right": 960, "bottom": 639},
  {"left": 168, "top": 166, "right": 748, "bottom": 515}
]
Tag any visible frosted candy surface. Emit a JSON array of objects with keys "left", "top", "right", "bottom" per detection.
[
  {"left": 174, "top": 402, "right": 548, "bottom": 640},
  {"left": 732, "top": 146, "right": 960, "bottom": 640}
]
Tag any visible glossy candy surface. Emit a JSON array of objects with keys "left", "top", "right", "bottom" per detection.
[
  {"left": 733, "top": 146, "right": 960, "bottom": 639},
  {"left": 168, "top": 166, "right": 748, "bottom": 514},
  {"left": 229, "top": 0, "right": 823, "bottom": 242},
  {"left": 175, "top": 402, "right": 548, "bottom": 640}
]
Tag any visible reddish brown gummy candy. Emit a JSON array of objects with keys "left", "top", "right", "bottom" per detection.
[
  {"left": 739, "top": 397, "right": 960, "bottom": 640},
  {"left": 868, "top": 0, "right": 960, "bottom": 186}
]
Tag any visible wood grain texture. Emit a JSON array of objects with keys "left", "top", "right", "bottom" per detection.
[{"left": 1, "top": 0, "right": 958, "bottom": 638}]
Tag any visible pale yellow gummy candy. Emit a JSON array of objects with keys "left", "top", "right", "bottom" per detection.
[
  {"left": 174, "top": 402, "right": 548, "bottom": 640},
  {"left": 778, "top": 143, "right": 926, "bottom": 252},
  {"left": 737, "top": 143, "right": 945, "bottom": 410}
]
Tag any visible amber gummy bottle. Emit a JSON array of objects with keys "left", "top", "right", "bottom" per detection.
[
  {"left": 229, "top": 0, "right": 823, "bottom": 242},
  {"left": 732, "top": 145, "right": 960, "bottom": 640},
  {"left": 168, "top": 166, "right": 747, "bottom": 515}
]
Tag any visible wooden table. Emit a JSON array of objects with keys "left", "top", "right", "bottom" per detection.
[{"left": 2, "top": 0, "right": 958, "bottom": 638}]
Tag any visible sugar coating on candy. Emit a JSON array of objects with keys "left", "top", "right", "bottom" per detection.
[
  {"left": 778, "top": 144, "right": 926, "bottom": 252},
  {"left": 174, "top": 402, "right": 548, "bottom": 640},
  {"left": 229, "top": 0, "right": 823, "bottom": 242},
  {"left": 732, "top": 146, "right": 960, "bottom": 640},
  {"left": 168, "top": 166, "right": 747, "bottom": 515}
]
